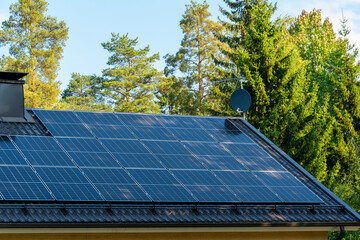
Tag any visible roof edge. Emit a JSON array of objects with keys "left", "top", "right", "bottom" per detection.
[{"left": 0, "top": 224, "right": 358, "bottom": 232}]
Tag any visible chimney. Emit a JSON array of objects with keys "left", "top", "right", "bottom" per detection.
[{"left": 0, "top": 71, "right": 28, "bottom": 123}]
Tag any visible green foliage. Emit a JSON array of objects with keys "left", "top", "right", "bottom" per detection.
[
  {"left": 217, "top": 1, "right": 360, "bottom": 187},
  {"left": 59, "top": 73, "right": 111, "bottom": 111},
  {"left": 101, "top": 33, "right": 161, "bottom": 113},
  {"left": 0, "top": 0, "right": 68, "bottom": 108},
  {"left": 162, "top": 0, "right": 224, "bottom": 115},
  {"left": 290, "top": 10, "right": 360, "bottom": 187}
]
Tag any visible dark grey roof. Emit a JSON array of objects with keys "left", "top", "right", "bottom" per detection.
[{"left": 0, "top": 110, "right": 359, "bottom": 228}]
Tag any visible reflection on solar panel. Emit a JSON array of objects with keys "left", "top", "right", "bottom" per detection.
[
  {"left": 76, "top": 111, "right": 135, "bottom": 139},
  {"left": 57, "top": 137, "right": 150, "bottom": 201},
  {"left": 156, "top": 115, "right": 215, "bottom": 142},
  {"left": 0, "top": 136, "right": 53, "bottom": 200},
  {"left": 0, "top": 110, "right": 321, "bottom": 204},
  {"left": 13, "top": 136, "right": 102, "bottom": 201},
  {"left": 33, "top": 110, "right": 93, "bottom": 137},
  {"left": 116, "top": 113, "right": 177, "bottom": 140}
]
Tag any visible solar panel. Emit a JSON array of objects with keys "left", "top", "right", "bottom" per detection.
[
  {"left": 0, "top": 136, "right": 53, "bottom": 200},
  {"left": 156, "top": 115, "right": 215, "bottom": 142},
  {"left": 76, "top": 112, "right": 136, "bottom": 139},
  {"left": 33, "top": 110, "right": 93, "bottom": 138},
  {"left": 57, "top": 137, "right": 151, "bottom": 201},
  {"left": 101, "top": 139, "right": 164, "bottom": 169},
  {"left": 81, "top": 168, "right": 150, "bottom": 201},
  {"left": 128, "top": 169, "right": 196, "bottom": 202},
  {"left": 254, "top": 171, "right": 323, "bottom": 203},
  {"left": 116, "top": 113, "right": 177, "bottom": 140},
  {"left": 26, "top": 110, "right": 323, "bottom": 204},
  {"left": 12, "top": 136, "right": 102, "bottom": 201},
  {"left": 0, "top": 166, "right": 53, "bottom": 200}
]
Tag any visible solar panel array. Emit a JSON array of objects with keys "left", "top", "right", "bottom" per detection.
[{"left": 0, "top": 109, "right": 323, "bottom": 204}]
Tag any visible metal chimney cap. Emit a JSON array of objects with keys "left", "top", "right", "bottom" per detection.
[{"left": 0, "top": 71, "right": 28, "bottom": 81}]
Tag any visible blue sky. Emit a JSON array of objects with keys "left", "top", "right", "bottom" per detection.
[{"left": 0, "top": 0, "right": 359, "bottom": 91}]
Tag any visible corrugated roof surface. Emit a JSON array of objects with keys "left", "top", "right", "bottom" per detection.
[{"left": 0, "top": 204, "right": 356, "bottom": 226}]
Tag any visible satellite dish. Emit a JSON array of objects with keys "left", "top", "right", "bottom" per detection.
[{"left": 230, "top": 89, "right": 251, "bottom": 113}]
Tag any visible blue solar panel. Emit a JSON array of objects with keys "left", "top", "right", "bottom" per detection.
[
  {"left": 156, "top": 115, "right": 215, "bottom": 142},
  {"left": 101, "top": 139, "right": 164, "bottom": 169},
  {"left": 197, "top": 156, "right": 247, "bottom": 170},
  {"left": 8, "top": 110, "right": 322, "bottom": 204},
  {"left": 142, "top": 140, "right": 208, "bottom": 170},
  {"left": 44, "top": 123, "right": 94, "bottom": 138},
  {"left": 116, "top": 113, "right": 163, "bottom": 127},
  {"left": 57, "top": 138, "right": 108, "bottom": 153},
  {"left": 76, "top": 112, "right": 135, "bottom": 139},
  {"left": 237, "top": 156, "right": 286, "bottom": 171},
  {"left": 253, "top": 171, "right": 323, "bottom": 203},
  {"left": 223, "top": 143, "right": 269, "bottom": 157},
  {"left": 192, "top": 117, "right": 230, "bottom": 129},
  {"left": 156, "top": 115, "right": 200, "bottom": 128},
  {"left": 0, "top": 182, "right": 50, "bottom": 200},
  {"left": 13, "top": 136, "right": 74, "bottom": 166},
  {"left": 128, "top": 169, "right": 196, "bottom": 202},
  {"left": 33, "top": 110, "right": 80, "bottom": 124},
  {"left": 207, "top": 129, "right": 254, "bottom": 143},
  {"left": 271, "top": 186, "right": 323, "bottom": 203},
  {"left": 76, "top": 111, "right": 121, "bottom": 125},
  {"left": 35, "top": 167, "right": 102, "bottom": 201},
  {"left": 144, "top": 141, "right": 195, "bottom": 155},
  {"left": 166, "top": 128, "right": 215, "bottom": 142},
  {"left": 0, "top": 136, "right": 16, "bottom": 149},
  {"left": 131, "top": 127, "right": 177, "bottom": 140},
  {"left": 156, "top": 155, "right": 205, "bottom": 170},
  {"left": 81, "top": 168, "right": 150, "bottom": 201},
  {"left": 0, "top": 166, "right": 53, "bottom": 200},
  {"left": 112, "top": 153, "right": 164, "bottom": 169},
  {"left": 0, "top": 150, "right": 28, "bottom": 165},
  {"left": 185, "top": 185, "right": 239, "bottom": 202},
  {"left": 33, "top": 110, "right": 94, "bottom": 138},
  {"left": 101, "top": 139, "right": 149, "bottom": 154},
  {"left": 70, "top": 152, "right": 120, "bottom": 168},
  {"left": 45, "top": 183, "right": 102, "bottom": 201},
  {"left": 57, "top": 137, "right": 121, "bottom": 168},
  {"left": 254, "top": 172, "right": 304, "bottom": 187},
  {"left": 87, "top": 124, "right": 135, "bottom": 139},
  {"left": 184, "top": 142, "right": 232, "bottom": 156}
]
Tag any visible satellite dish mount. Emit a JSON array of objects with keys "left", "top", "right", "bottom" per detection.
[{"left": 215, "top": 72, "right": 251, "bottom": 119}]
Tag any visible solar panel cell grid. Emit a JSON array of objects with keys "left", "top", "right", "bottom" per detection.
[
  {"left": 113, "top": 153, "right": 164, "bottom": 169},
  {"left": 0, "top": 136, "right": 16, "bottom": 149},
  {"left": 0, "top": 150, "right": 28, "bottom": 166},
  {"left": 156, "top": 155, "right": 205, "bottom": 170},
  {"left": 116, "top": 114, "right": 162, "bottom": 127},
  {"left": 33, "top": 110, "right": 80, "bottom": 124},
  {"left": 87, "top": 124, "right": 135, "bottom": 139},
  {"left": 75, "top": 112, "right": 121, "bottom": 125},
  {"left": 44, "top": 123, "right": 94, "bottom": 138}
]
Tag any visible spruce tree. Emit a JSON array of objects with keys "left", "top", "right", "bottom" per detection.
[{"left": 0, "top": 0, "right": 68, "bottom": 108}]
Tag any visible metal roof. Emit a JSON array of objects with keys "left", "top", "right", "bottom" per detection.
[{"left": 0, "top": 109, "right": 358, "bottom": 228}]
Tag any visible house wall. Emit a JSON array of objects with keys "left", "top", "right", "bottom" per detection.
[{"left": 0, "top": 231, "right": 327, "bottom": 240}]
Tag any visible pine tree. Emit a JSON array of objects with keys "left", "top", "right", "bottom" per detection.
[
  {"left": 101, "top": 33, "right": 162, "bottom": 113},
  {"left": 59, "top": 73, "right": 111, "bottom": 111},
  {"left": 163, "top": 0, "right": 224, "bottom": 115},
  {"left": 0, "top": 0, "right": 68, "bottom": 108}
]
